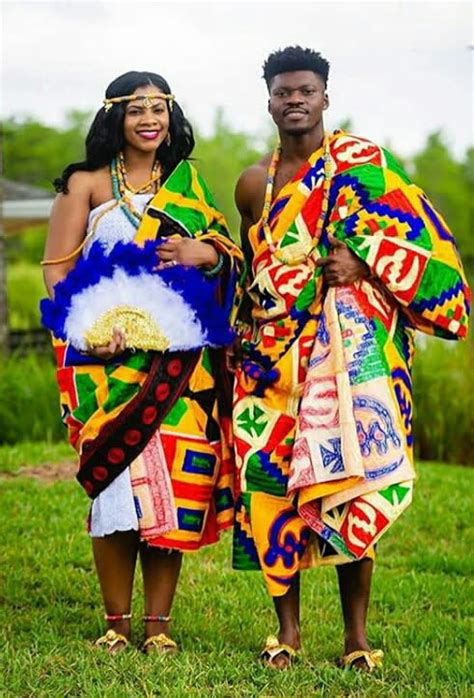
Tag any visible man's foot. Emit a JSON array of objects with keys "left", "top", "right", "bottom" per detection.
[
  {"left": 338, "top": 639, "right": 383, "bottom": 672},
  {"left": 260, "top": 630, "right": 301, "bottom": 670}
]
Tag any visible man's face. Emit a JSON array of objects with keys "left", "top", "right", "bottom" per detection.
[{"left": 268, "top": 70, "right": 328, "bottom": 136}]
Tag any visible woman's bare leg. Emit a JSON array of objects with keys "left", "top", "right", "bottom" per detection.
[
  {"left": 92, "top": 530, "right": 139, "bottom": 649},
  {"left": 139, "top": 544, "right": 183, "bottom": 643}
]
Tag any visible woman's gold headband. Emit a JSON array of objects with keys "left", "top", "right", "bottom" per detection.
[{"left": 103, "top": 93, "right": 175, "bottom": 112}]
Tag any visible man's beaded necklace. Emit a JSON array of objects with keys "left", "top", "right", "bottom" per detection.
[
  {"left": 110, "top": 153, "right": 161, "bottom": 229},
  {"left": 262, "top": 134, "right": 333, "bottom": 266}
]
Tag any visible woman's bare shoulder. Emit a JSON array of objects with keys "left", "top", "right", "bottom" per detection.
[
  {"left": 66, "top": 167, "right": 108, "bottom": 193},
  {"left": 58, "top": 167, "right": 112, "bottom": 210}
]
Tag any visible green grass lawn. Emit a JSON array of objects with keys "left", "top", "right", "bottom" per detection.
[{"left": 1, "top": 448, "right": 473, "bottom": 697}]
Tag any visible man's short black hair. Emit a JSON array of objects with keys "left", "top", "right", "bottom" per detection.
[{"left": 263, "top": 46, "right": 330, "bottom": 88}]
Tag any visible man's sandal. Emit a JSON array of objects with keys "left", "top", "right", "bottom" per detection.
[
  {"left": 338, "top": 649, "right": 384, "bottom": 672},
  {"left": 260, "top": 635, "right": 298, "bottom": 670}
]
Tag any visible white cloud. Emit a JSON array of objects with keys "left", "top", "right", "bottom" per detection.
[{"left": 2, "top": 0, "right": 473, "bottom": 157}]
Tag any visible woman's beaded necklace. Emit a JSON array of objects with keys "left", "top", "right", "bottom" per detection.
[
  {"left": 262, "top": 134, "right": 333, "bottom": 266},
  {"left": 110, "top": 153, "right": 161, "bottom": 229}
]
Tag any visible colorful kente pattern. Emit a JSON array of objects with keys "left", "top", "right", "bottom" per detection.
[
  {"left": 126, "top": 348, "right": 235, "bottom": 550},
  {"left": 233, "top": 132, "right": 470, "bottom": 596},
  {"left": 76, "top": 349, "right": 199, "bottom": 498},
  {"left": 51, "top": 160, "right": 241, "bottom": 550}
]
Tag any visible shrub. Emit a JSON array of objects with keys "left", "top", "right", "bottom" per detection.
[
  {"left": 6, "top": 225, "right": 47, "bottom": 265},
  {"left": 413, "top": 337, "right": 474, "bottom": 465},
  {"left": 0, "top": 352, "right": 65, "bottom": 444},
  {"left": 0, "top": 338, "right": 472, "bottom": 466},
  {"left": 6, "top": 262, "right": 46, "bottom": 329}
]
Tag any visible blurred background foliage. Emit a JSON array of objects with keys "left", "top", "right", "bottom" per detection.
[{"left": 2, "top": 112, "right": 473, "bottom": 462}]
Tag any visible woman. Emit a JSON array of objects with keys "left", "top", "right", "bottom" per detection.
[{"left": 42, "top": 71, "right": 242, "bottom": 654}]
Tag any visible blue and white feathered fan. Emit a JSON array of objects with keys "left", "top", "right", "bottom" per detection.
[{"left": 40, "top": 239, "right": 234, "bottom": 352}]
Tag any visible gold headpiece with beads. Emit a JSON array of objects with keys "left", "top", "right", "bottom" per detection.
[{"left": 103, "top": 93, "right": 174, "bottom": 112}]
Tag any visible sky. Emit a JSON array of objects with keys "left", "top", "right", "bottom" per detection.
[{"left": 2, "top": 0, "right": 473, "bottom": 158}]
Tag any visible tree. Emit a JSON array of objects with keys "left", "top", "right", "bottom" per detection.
[
  {"left": 193, "top": 109, "right": 264, "bottom": 239},
  {"left": 2, "top": 110, "right": 91, "bottom": 191},
  {"left": 0, "top": 222, "right": 7, "bottom": 353},
  {"left": 411, "top": 132, "right": 471, "bottom": 263}
]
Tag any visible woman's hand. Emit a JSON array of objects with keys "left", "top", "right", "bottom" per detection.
[
  {"left": 157, "top": 238, "right": 219, "bottom": 269},
  {"left": 88, "top": 327, "right": 127, "bottom": 360},
  {"left": 316, "top": 234, "right": 371, "bottom": 286}
]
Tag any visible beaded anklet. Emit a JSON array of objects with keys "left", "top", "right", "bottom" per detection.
[
  {"left": 143, "top": 614, "right": 172, "bottom": 622},
  {"left": 104, "top": 613, "right": 132, "bottom": 621}
]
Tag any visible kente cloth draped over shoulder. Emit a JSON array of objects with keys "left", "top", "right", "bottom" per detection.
[
  {"left": 233, "top": 132, "right": 470, "bottom": 596},
  {"left": 48, "top": 161, "right": 242, "bottom": 551}
]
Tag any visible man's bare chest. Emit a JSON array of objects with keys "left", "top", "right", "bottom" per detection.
[{"left": 251, "top": 162, "right": 304, "bottom": 225}]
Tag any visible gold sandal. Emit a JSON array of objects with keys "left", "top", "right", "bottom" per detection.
[
  {"left": 260, "top": 635, "right": 298, "bottom": 670},
  {"left": 339, "top": 649, "right": 384, "bottom": 672},
  {"left": 142, "top": 633, "right": 178, "bottom": 655},
  {"left": 94, "top": 629, "right": 130, "bottom": 653}
]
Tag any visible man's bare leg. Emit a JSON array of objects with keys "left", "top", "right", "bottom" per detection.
[
  {"left": 267, "top": 573, "right": 301, "bottom": 669},
  {"left": 92, "top": 530, "right": 140, "bottom": 651},
  {"left": 336, "top": 557, "right": 374, "bottom": 668}
]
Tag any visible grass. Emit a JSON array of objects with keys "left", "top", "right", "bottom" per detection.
[
  {"left": 0, "top": 440, "right": 74, "bottom": 474},
  {"left": 0, "top": 451, "right": 473, "bottom": 697}
]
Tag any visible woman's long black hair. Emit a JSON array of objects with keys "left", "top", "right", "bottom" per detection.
[{"left": 54, "top": 71, "right": 195, "bottom": 193}]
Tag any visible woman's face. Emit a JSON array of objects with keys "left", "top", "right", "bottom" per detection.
[{"left": 123, "top": 84, "right": 170, "bottom": 153}]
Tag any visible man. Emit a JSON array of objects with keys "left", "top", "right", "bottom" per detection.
[{"left": 232, "top": 46, "right": 470, "bottom": 671}]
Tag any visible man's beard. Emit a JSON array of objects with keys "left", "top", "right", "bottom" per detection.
[{"left": 283, "top": 125, "right": 313, "bottom": 137}]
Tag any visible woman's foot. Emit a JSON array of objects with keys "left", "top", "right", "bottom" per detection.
[
  {"left": 142, "top": 633, "right": 179, "bottom": 655},
  {"left": 142, "top": 616, "right": 178, "bottom": 655},
  {"left": 95, "top": 616, "right": 131, "bottom": 654}
]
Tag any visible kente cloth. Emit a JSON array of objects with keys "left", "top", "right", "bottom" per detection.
[
  {"left": 41, "top": 163, "right": 243, "bottom": 353},
  {"left": 232, "top": 131, "right": 470, "bottom": 596},
  {"left": 50, "top": 160, "right": 240, "bottom": 550},
  {"left": 127, "top": 347, "right": 234, "bottom": 549}
]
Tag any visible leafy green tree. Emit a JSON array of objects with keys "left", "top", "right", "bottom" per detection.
[
  {"left": 2, "top": 110, "right": 91, "bottom": 191},
  {"left": 411, "top": 132, "right": 471, "bottom": 263},
  {"left": 193, "top": 109, "right": 263, "bottom": 238}
]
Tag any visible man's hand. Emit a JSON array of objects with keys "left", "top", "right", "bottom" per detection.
[
  {"left": 88, "top": 327, "right": 127, "bottom": 360},
  {"left": 226, "top": 336, "right": 244, "bottom": 373},
  {"left": 157, "top": 238, "right": 219, "bottom": 269},
  {"left": 316, "top": 234, "right": 371, "bottom": 286}
]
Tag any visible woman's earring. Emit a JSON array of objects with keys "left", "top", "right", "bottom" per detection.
[{"left": 166, "top": 132, "right": 171, "bottom": 146}]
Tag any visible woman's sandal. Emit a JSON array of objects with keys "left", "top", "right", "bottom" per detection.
[
  {"left": 260, "top": 635, "right": 298, "bottom": 670},
  {"left": 95, "top": 629, "right": 130, "bottom": 653},
  {"left": 94, "top": 613, "right": 131, "bottom": 654},
  {"left": 142, "top": 614, "right": 178, "bottom": 655},
  {"left": 142, "top": 633, "right": 179, "bottom": 655},
  {"left": 338, "top": 649, "right": 384, "bottom": 672}
]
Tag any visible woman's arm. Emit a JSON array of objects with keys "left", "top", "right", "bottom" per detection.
[
  {"left": 43, "top": 171, "right": 92, "bottom": 298},
  {"left": 156, "top": 237, "right": 219, "bottom": 268}
]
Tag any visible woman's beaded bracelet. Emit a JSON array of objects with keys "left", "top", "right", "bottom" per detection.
[{"left": 202, "top": 251, "right": 224, "bottom": 277}]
